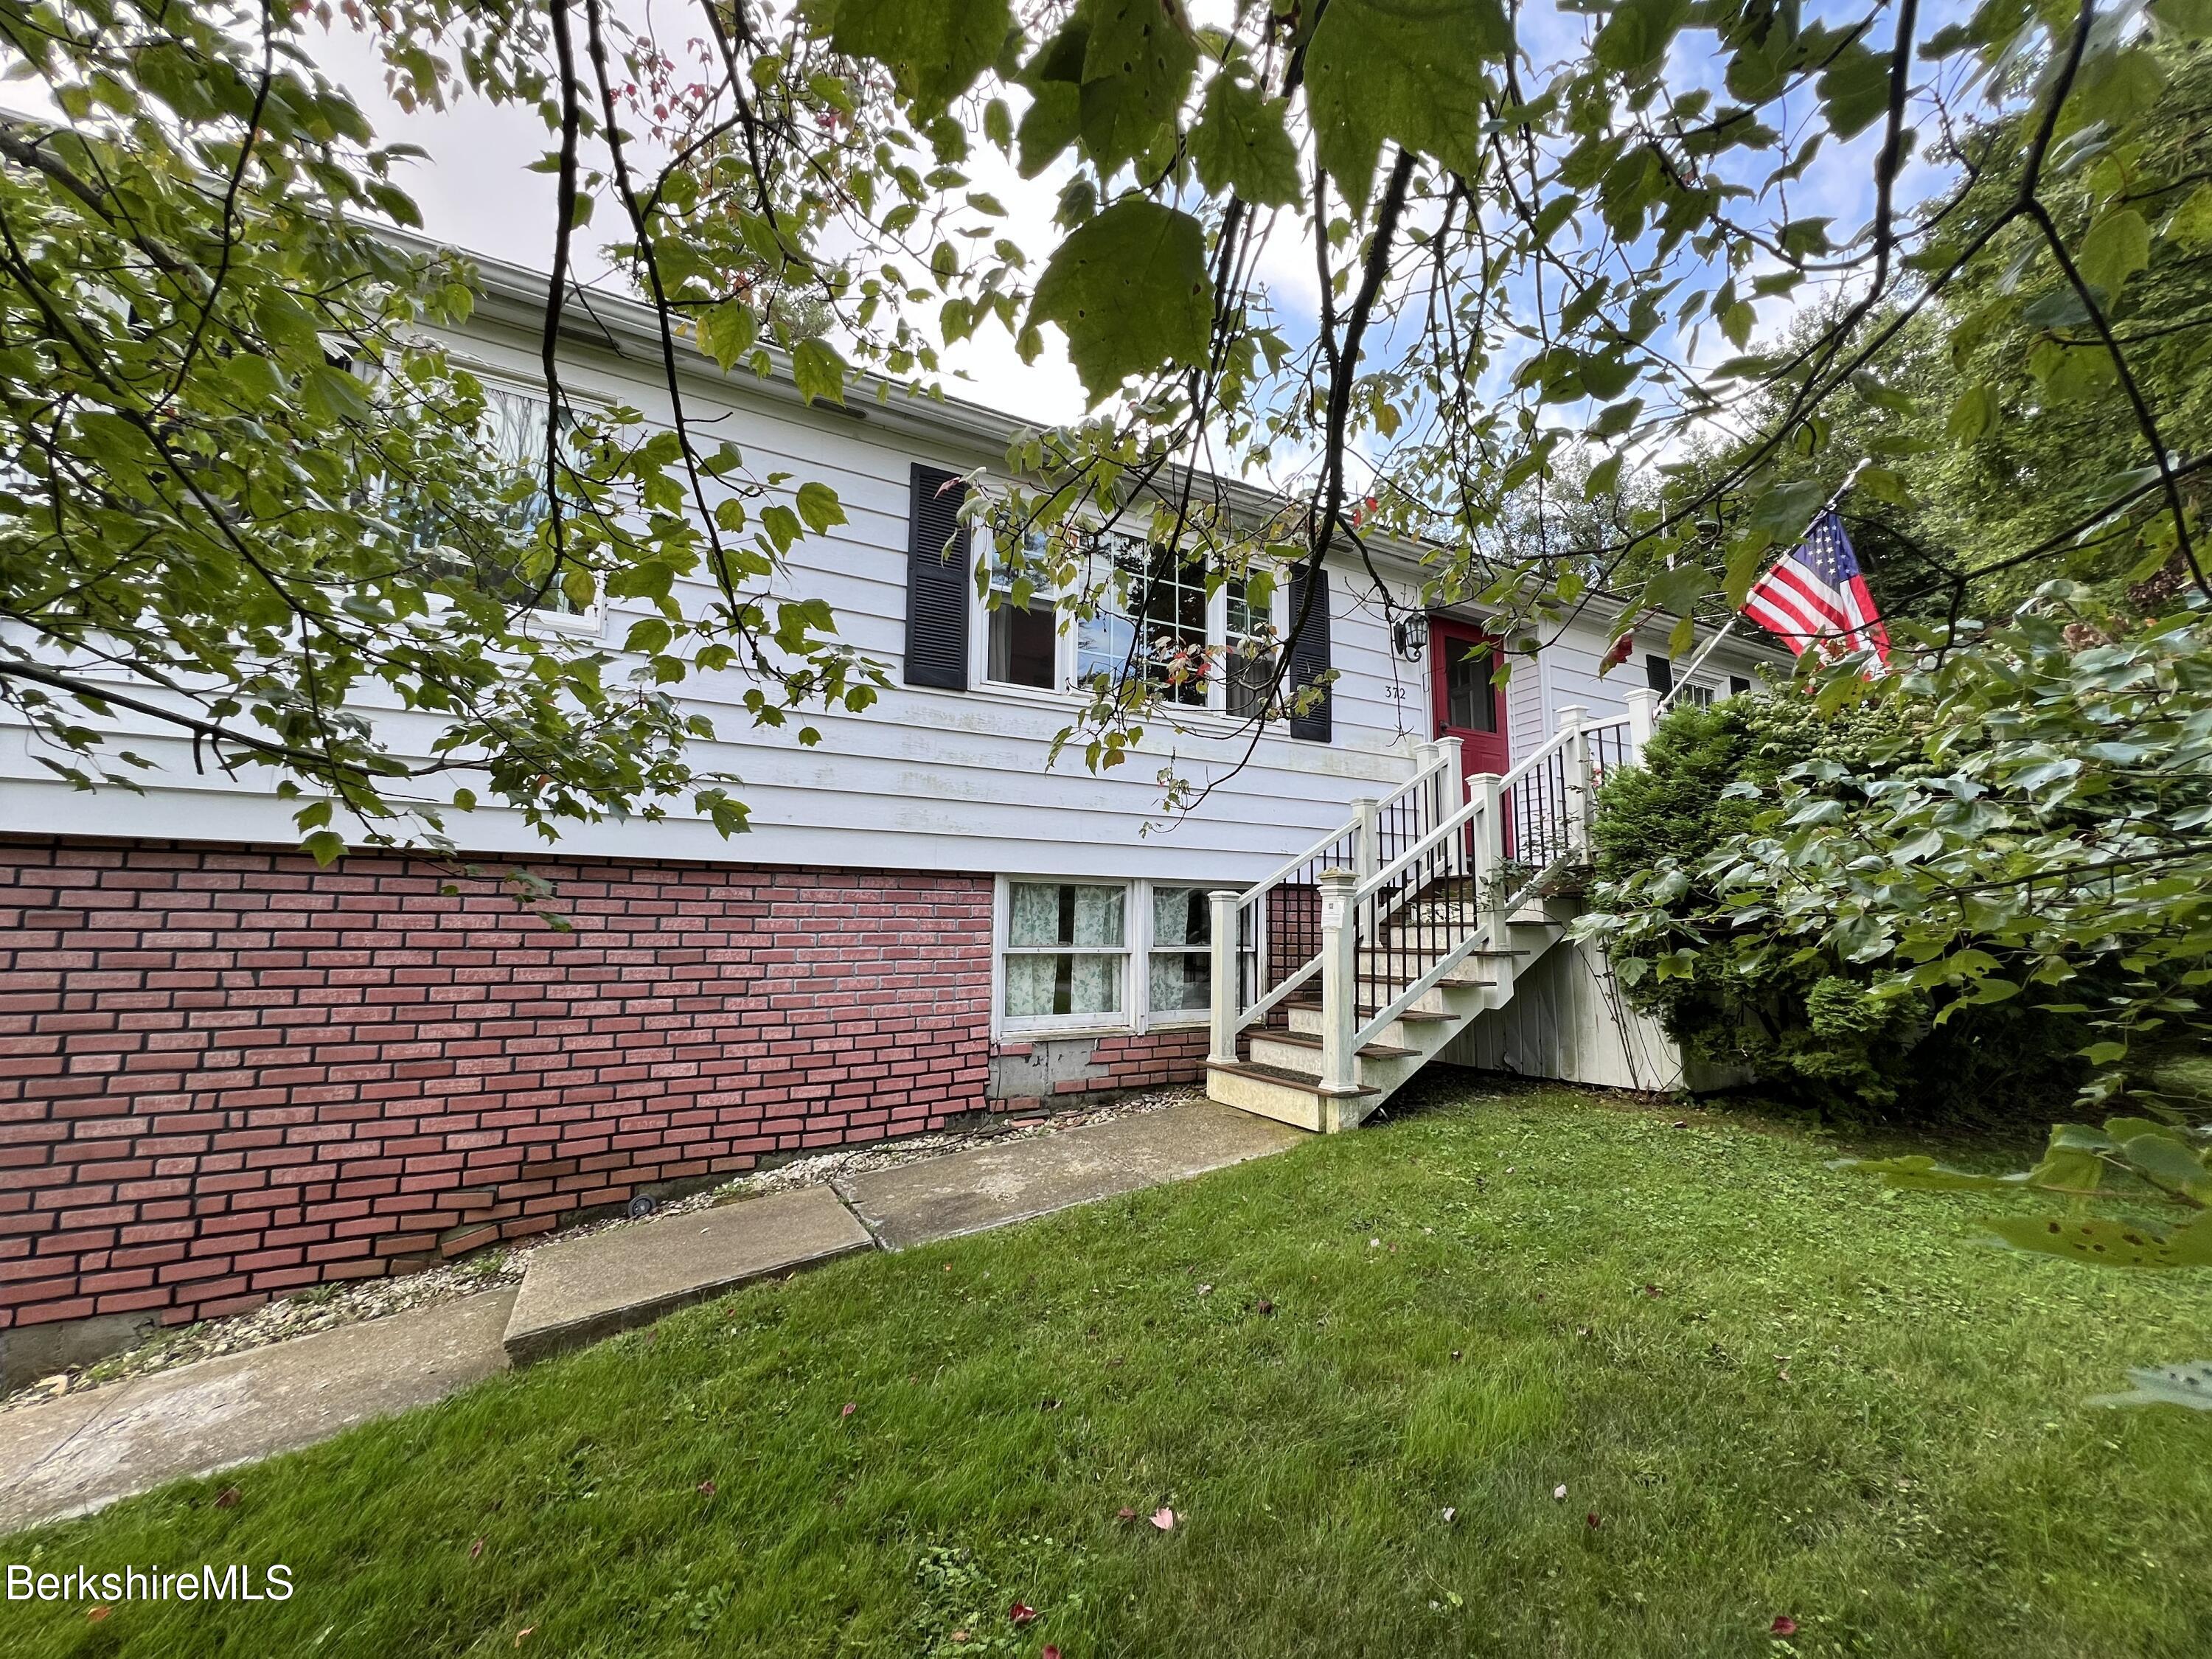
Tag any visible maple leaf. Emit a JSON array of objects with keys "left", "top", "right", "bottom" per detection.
[
  {"left": 1009, "top": 1601, "right": 1037, "bottom": 1627},
  {"left": 1150, "top": 1506, "right": 1177, "bottom": 1531}
]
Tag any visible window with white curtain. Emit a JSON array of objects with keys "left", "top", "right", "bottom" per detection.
[
  {"left": 1003, "top": 881, "right": 1127, "bottom": 1025},
  {"left": 997, "top": 878, "right": 1215, "bottom": 1032},
  {"left": 1147, "top": 886, "right": 1212, "bottom": 1015}
]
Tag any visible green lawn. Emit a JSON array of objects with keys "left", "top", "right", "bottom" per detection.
[{"left": 10, "top": 1082, "right": 2212, "bottom": 1658}]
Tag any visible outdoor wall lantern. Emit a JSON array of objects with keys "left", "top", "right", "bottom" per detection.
[{"left": 1391, "top": 616, "right": 1427, "bottom": 662}]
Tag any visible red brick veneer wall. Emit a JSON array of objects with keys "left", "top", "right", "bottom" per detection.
[{"left": 0, "top": 840, "right": 992, "bottom": 1335}]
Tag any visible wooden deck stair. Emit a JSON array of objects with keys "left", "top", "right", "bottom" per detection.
[
  {"left": 1202, "top": 696, "right": 1656, "bottom": 1133},
  {"left": 1206, "top": 913, "right": 1565, "bottom": 1133}
]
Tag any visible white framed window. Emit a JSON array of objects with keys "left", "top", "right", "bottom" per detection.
[
  {"left": 384, "top": 370, "right": 600, "bottom": 632},
  {"left": 1000, "top": 879, "right": 1130, "bottom": 1032},
  {"left": 994, "top": 877, "right": 1217, "bottom": 1035},
  {"left": 1146, "top": 885, "right": 1214, "bottom": 1022},
  {"left": 1677, "top": 681, "right": 1717, "bottom": 709},
  {"left": 970, "top": 521, "right": 1279, "bottom": 716},
  {"left": 984, "top": 529, "right": 1058, "bottom": 690}
]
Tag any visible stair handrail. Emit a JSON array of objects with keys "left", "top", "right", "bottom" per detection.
[
  {"left": 1208, "top": 742, "right": 1458, "bottom": 1062},
  {"left": 1343, "top": 711, "right": 1637, "bottom": 1052}
]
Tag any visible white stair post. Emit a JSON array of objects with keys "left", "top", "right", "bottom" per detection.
[
  {"left": 1207, "top": 888, "right": 1242, "bottom": 1067},
  {"left": 1470, "top": 772, "right": 1505, "bottom": 930},
  {"left": 1315, "top": 867, "right": 1360, "bottom": 1119},
  {"left": 1624, "top": 686, "right": 1660, "bottom": 764},
  {"left": 1433, "top": 735, "right": 1463, "bottom": 831},
  {"left": 1558, "top": 703, "right": 1592, "bottom": 862},
  {"left": 1351, "top": 797, "right": 1380, "bottom": 884}
]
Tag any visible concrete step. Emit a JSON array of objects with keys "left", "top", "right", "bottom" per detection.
[
  {"left": 501, "top": 1186, "right": 872, "bottom": 1365},
  {"left": 1205, "top": 1060, "right": 1374, "bottom": 1133}
]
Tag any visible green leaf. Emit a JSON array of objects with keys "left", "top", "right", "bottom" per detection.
[
  {"left": 1189, "top": 71, "right": 1302, "bottom": 209},
  {"left": 2078, "top": 209, "right": 2152, "bottom": 296},
  {"left": 2089, "top": 1359, "right": 2212, "bottom": 1411},
  {"left": 1304, "top": 0, "right": 1506, "bottom": 209},
  {"left": 1077, "top": 0, "right": 1199, "bottom": 175},
  {"left": 698, "top": 299, "right": 758, "bottom": 372},
  {"left": 791, "top": 337, "right": 849, "bottom": 406},
  {"left": 795, "top": 480, "right": 848, "bottom": 535},
  {"left": 1815, "top": 38, "right": 1893, "bottom": 142},
  {"left": 1593, "top": 0, "right": 1691, "bottom": 76},
  {"left": 1947, "top": 382, "right": 2000, "bottom": 445},
  {"left": 1027, "top": 198, "right": 1211, "bottom": 403},
  {"left": 1747, "top": 479, "right": 1827, "bottom": 536},
  {"left": 2167, "top": 183, "right": 2212, "bottom": 247},
  {"left": 1984, "top": 1211, "right": 2212, "bottom": 1270},
  {"left": 808, "top": 0, "right": 1012, "bottom": 116}
]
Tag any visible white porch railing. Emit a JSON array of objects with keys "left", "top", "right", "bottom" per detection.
[{"left": 1208, "top": 689, "right": 1660, "bottom": 1085}]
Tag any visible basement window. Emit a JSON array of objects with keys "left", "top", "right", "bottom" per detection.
[
  {"left": 1148, "top": 886, "right": 1212, "bottom": 1018},
  {"left": 1002, "top": 880, "right": 1128, "bottom": 1029}
]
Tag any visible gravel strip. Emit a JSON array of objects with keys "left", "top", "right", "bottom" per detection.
[{"left": 4, "top": 1087, "right": 1200, "bottom": 1413}]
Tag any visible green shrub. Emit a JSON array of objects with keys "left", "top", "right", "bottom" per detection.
[{"left": 1587, "top": 691, "right": 2087, "bottom": 1122}]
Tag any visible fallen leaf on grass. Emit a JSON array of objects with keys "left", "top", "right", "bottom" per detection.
[
  {"left": 1770, "top": 1615, "right": 1798, "bottom": 1636},
  {"left": 87, "top": 1607, "right": 110, "bottom": 1623},
  {"left": 1586, "top": 1512, "right": 1601, "bottom": 1529},
  {"left": 698, "top": 1480, "right": 717, "bottom": 1496},
  {"left": 1150, "top": 1506, "right": 1177, "bottom": 1531},
  {"left": 1009, "top": 1601, "right": 1036, "bottom": 1627},
  {"left": 1553, "top": 1484, "right": 1568, "bottom": 1500},
  {"left": 513, "top": 1627, "right": 536, "bottom": 1648},
  {"left": 213, "top": 1486, "right": 240, "bottom": 1509},
  {"left": 1441, "top": 1506, "right": 1455, "bottom": 1523},
  {"left": 841, "top": 1402, "right": 857, "bottom": 1418},
  {"left": 950, "top": 1630, "right": 970, "bottom": 1644},
  {"left": 1116, "top": 1506, "right": 1138, "bottom": 1522},
  {"left": 1256, "top": 1298, "right": 1274, "bottom": 1316},
  {"left": 1043, "top": 1649, "right": 1062, "bottom": 1659},
  {"left": 469, "top": 1537, "right": 485, "bottom": 1560}
]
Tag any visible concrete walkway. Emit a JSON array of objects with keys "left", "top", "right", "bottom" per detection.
[
  {"left": 0, "top": 1292, "right": 513, "bottom": 1535},
  {"left": 0, "top": 1099, "right": 1299, "bottom": 1534},
  {"left": 841, "top": 1099, "right": 1301, "bottom": 1248}
]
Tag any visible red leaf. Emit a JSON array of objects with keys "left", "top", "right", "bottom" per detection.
[
  {"left": 1586, "top": 1512, "right": 1601, "bottom": 1528},
  {"left": 1770, "top": 1615, "right": 1798, "bottom": 1636},
  {"left": 841, "top": 1402, "right": 857, "bottom": 1418},
  {"left": 213, "top": 1486, "right": 241, "bottom": 1509},
  {"left": 469, "top": 1537, "right": 485, "bottom": 1560},
  {"left": 1009, "top": 1601, "right": 1037, "bottom": 1627},
  {"left": 1043, "top": 1649, "right": 1062, "bottom": 1659},
  {"left": 698, "top": 1480, "right": 717, "bottom": 1496}
]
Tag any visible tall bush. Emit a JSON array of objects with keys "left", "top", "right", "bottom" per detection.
[{"left": 1585, "top": 674, "right": 2088, "bottom": 1119}]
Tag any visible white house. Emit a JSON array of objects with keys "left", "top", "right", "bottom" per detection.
[{"left": 0, "top": 247, "right": 1780, "bottom": 1370}]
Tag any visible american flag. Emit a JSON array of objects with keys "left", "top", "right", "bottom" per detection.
[{"left": 1741, "top": 510, "right": 1890, "bottom": 665}]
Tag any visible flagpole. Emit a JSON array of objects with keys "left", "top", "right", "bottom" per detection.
[{"left": 1654, "top": 459, "right": 1871, "bottom": 715}]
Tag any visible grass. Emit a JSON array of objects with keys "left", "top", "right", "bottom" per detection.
[{"left": 8, "top": 1082, "right": 2212, "bottom": 1658}]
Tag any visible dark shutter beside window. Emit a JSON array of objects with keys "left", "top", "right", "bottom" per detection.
[
  {"left": 904, "top": 463, "right": 970, "bottom": 690},
  {"left": 1644, "top": 653, "right": 1674, "bottom": 695},
  {"left": 1286, "top": 564, "right": 1332, "bottom": 742}
]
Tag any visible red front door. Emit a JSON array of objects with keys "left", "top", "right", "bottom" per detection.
[{"left": 1429, "top": 617, "right": 1511, "bottom": 786}]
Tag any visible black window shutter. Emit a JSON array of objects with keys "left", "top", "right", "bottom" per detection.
[
  {"left": 1644, "top": 653, "right": 1674, "bottom": 695},
  {"left": 1728, "top": 674, "right": 1753, "bottom": 697},
  {"left": 904, "top": 464, "right": 970, "bottom": 690},
  {"left": 1285, "top": 564, "right": 1332, "bottom": 742}
]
